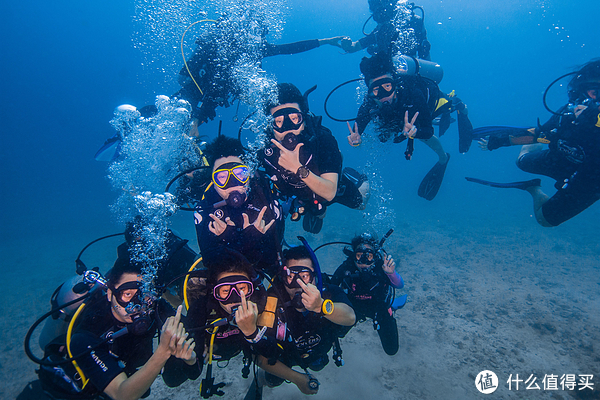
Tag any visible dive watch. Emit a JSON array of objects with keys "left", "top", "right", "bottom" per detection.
[
  {"left": 297, "top": 165, "right": 310, "bottom": 179},
  {"left": 320, "top": 299, "right": 334, "bottom": 316}
]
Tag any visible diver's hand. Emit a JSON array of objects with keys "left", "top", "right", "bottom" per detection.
[
  {"left": 297, "top": 280, "right": 323, "bottom": 313},
  {"left": 235, "top": 290, "right": 259, "bottom": 337},
  {"left": 172, "top": 314, "right": 197, "bottom": 364},
  {"left": 340, "top": 37, "right": 357, "bottom": 53},
  {"left": 382, "top": 254, "right": 396, "bottom": 274},
  {"left": 403, "top": 111, "right": 419, "bottom": 138},
  {"left": 478, "top": 138, "right": 490, "bottom": 151},
  {"left": 208, "top": 214, "right": 235, "bottom": 236},
  {"left": 318, "top": 36, "right": 344, "bottom": 48},
  {"left": 188, "top": 118, "right": 200, "bottom": 138},
  {"left": 157, "top": 305, "right": 184, "bottom": 359},
  {"left": 271, "top": 139, "right": 303, "bottom": 174},
  {"left": 242, "top": 206, "right": 275, "bottom": 234},
  {"left": 293, "top": 373, "right": 319, "bottom": 395},
  {"left": 347, "top": 122, "right": 362, "bottom": 147}
]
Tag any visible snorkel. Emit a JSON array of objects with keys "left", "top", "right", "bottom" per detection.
[{"left": 297, "top": 236, "right": 323, "bottom": 292}]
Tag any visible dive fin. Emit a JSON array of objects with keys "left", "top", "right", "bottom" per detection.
[
  {"left": 243, "top": 380, "right": 263, "bottom": 400},
  {"left": 437, "top": 112, "right": 453, "bottom": 137},
  {"left": 457, "top": 112, "right": 474, "bottom": 153},
  {"left": 391, "top": 294, "right": 408, "bottom": 311},
  {"left": 418, "top": 153, "right": 450, "bottom": 201},
  {"left": 471, "top": 126, "right": 532, "bottom": 140},
  {"left": 94, "top": 135, "right": 121, "bottom": 161},
  {"left": 465, "top": 177, "right": 541, "bottom": 190},
  {"left": 303, "top": 213, "right": 324, "bottom": 234}
]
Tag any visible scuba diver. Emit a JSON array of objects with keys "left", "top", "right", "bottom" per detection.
[
  {"left": 467, "top": 59, "right": 600, "bottom": 227},
  {"left": 185, "top": 248, "right": 279, "bottom": 399},
  {"left": 259, "top": 83, "right": 370, "bottom": 234},
  {"left": 31, "top": 263, "right": 199, "bottom": 400},
  {"left": 341, "top": 0, "right": 431, "bottom": 60},
  {"left": 335, "top": 0, "right": 473, "bottom": 153},
  {"left": 347, "top": 53, "right": 451, "bottom": 200},
  {"left": 176, "top": 14, "right": 345, "bottom": 137},
  {"left": 330, "top": 233, "right": 406, "bottom": 356},
  {"left": 36, "top": 221, "right": 201, "bottom": 353},
  {"left": 188, "top": 135, "right": 283, "bottom": 278},
  {"left": 250, "top": 244, "right": 355, "bottom": 398}
]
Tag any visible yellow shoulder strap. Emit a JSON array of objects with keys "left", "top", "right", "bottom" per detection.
[{"left": 257, "top": 296, "right": 278, "bottom": 328}]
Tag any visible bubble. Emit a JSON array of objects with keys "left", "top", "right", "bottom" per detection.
[{"left": 108, "top": 96, "right": 202, "bottom": 296}]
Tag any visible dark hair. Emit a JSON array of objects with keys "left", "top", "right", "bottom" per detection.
[
  {"left": 204, "top": 135, "right": 246, "bottom": 168},
  {"left": 568, "top": 59, "right": 600, "bottom": 101},
  {"left": 205, "top": 247, "right": 256, "bottom": 285},
  {"left": 265, "top": 83, "right": 309, "bottom": 114},
  {"left": 351, "top": 233, "right": 379, "bottom": 251},
  {"left": 360, "top": 54, "right": 395, "bottom": 84},
  {"left": 106, "top": 261, "right": 142, "bottom": 288},
  {"left": 282, "top": 246, "right": 312, "bottom": 267}
]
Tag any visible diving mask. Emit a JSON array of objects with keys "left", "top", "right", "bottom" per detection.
[
  {"left": 212, "top": 162, "right": 250, "bottom": 189},
  {"left": 369, "top": 77, "right": 396, "bottom": 100}
]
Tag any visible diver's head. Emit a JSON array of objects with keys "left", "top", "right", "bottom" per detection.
[
  {"left": 207, "top": 248, "right": 256, "bottom": 314},
  {"left": 368, "top": 0, "right": 397, "bottom": 23},
  {"left": 347, "top": 233, "right": 380, "bottom": 270},
  {"left": 360, "top": 55, "right": 397, "bottom": 104},
  {"left": 106, "top": 263, "right": 145, "bottom": 324},
  {"left": 266, "top": 83, "right": 309, "bottom": 149},
  {"left": 212, "top": 156, "right": 250, "bottom": 205},
  {"left": 281, "top": 246, "right": 315, "bottom": 308},
  {"left": 205, "top": 136, "right": 249, "bottom": 205},
  {"left": 568, "top": 59, "right": 600, "bottom": 103}
]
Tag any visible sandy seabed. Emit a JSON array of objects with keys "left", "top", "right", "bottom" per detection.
[{"left": 3, "top": 203, "right": 599, "bottom": 400}]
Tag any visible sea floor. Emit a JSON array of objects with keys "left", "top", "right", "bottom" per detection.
[{"left": 4, "top": 201, "right": 600, "bottom": 400}]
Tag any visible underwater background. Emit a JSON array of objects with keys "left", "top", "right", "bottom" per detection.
[{"left": 1, "top": 0, "right": 599, "bottom": 399}]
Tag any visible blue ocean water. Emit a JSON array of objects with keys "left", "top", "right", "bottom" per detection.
[{"left": 1, "top": 0, "right": 599, "bottom": 399}]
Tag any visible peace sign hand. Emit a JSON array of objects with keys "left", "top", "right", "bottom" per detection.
[
  {"left": 403, "top": 111, "right": 419, "bottom": 138},
  {"left": 347, "top": 121, "right": 361, "bottom": 147},
  {"left": 243, "top": 206, "right": 275, "bottom": 234}
]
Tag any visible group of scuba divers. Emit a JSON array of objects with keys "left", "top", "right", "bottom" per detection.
[{"left": 24, "top": 0, "right": 600, "bottom": 399}]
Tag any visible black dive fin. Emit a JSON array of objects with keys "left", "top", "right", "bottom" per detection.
[
  {"left": 465, "top": 177, "right": 541, "bottom": 190},
  {"left": 438, "top": 112, "right": 452, "bottom": 137},
  {"left": 303, "top": 213, "right": 324, "bottom": 234},
  {"left": 471, "top": 126, "right": 532, "bottom": 140},
  {"left": 418, "top": 153, "right": 450, "bottom": 201},
  {"left": 458, "top": 112, "right": 474, "bottom": 153},
  {"left": 243, "top": 380, "right": 263, "bottom": 400}
]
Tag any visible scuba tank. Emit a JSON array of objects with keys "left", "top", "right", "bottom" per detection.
[
  {"left": 38, "top": 275, "right": 89, "bottom": 351},
  {"left": 393, "top": 54, "right": 443, "bottom": 84}
]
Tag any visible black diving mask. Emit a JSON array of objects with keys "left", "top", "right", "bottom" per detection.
[
  {"left": 369, "top": 77, "right": 396, "bottom": 100},
  {"left": 355, "top": 247, "right": 376, "bottom": 266},
  {"left": 271, "top": 107, "right": 304, "bottom": 134},
  {"left": 111, "top": 281, "right": 154, "bottom": 315},
  {"left": 282, "top": 265, "right": 314, "bottom": 289}
]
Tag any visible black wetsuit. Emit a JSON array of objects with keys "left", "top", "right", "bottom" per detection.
[
  {"left": 176, "top": 39, "right": 322, "bottom": 124},
  {"left": 359, "top": 15, "right": 431, "bottom": 60},
  {"left": 330, "top": 258, "right": 402, "bottom": 356},
  {"left": 193, "top": 176, "right": 283, "bottom": 278},
  {"left": 262, "top": 282, "right": 353, "bottom": 385},
  {"left": 517, "top": 104, "right": 600, "bottom": 226},
  {"left": 356, "top": 76, "right": 435, "bottom": 142},
  {"left": 69, "top": 299, "right": 200, "bottom": 397}
]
